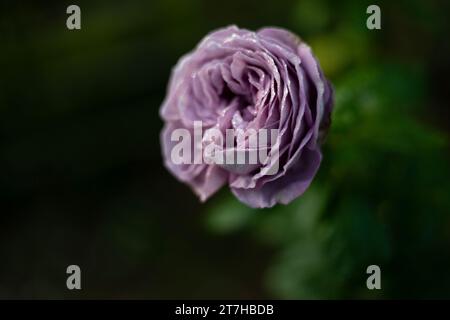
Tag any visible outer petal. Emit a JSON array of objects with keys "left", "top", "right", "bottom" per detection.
[
  {"left": 231, "top": 148, "right": 322, "bottom": 208},
  {"left": 161, "top": 122, "right": 228, "bottom": 201}
]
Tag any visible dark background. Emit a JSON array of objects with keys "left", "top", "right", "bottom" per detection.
[{"left": 1, "top": 0, "right": 449, "bottom": 298}]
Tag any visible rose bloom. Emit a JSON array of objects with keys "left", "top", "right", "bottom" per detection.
[{"left": 160, "top": 25, "right": 333, "bottom": 208}]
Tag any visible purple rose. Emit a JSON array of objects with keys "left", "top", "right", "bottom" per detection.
[{"left": 160, "top": 25, "right": 333, "bottom": 208}]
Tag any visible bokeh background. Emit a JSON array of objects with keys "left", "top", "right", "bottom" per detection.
[{"left": 1, "top": 0, "right": 449, "bottom": 298}]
